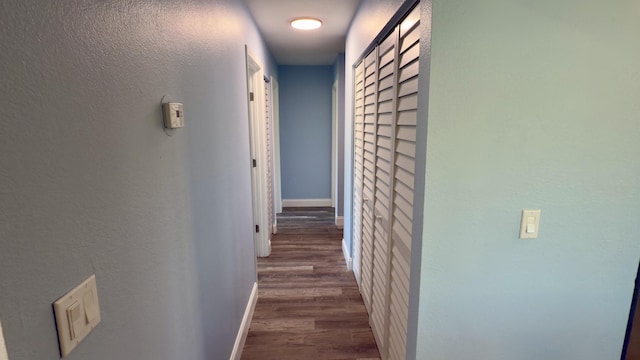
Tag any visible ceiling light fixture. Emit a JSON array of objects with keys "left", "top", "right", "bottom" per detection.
[{"left": 290, "top": 18, "right": 323, "bottom": 30}]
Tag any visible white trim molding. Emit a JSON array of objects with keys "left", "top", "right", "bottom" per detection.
[
  {"left": 342, "top": 238, "right": 353, "bottom": 271},
  {"left": 272, "top": 223, "right": 278, "bottom": 234},
  {"left": 230, "top": 282, "right": 258, "bottom": 360},
  {"left": 282, "top": 199, "right": 332, "bottom": 207},
  {"left": 245, "top": 47, "right": 270, "bottom": 258},
  {"left": 335, "top": 216, "right": 344, "bottom": 229},
  {"left": 0, "top": 319, "right": 8, "bottom": 360}
]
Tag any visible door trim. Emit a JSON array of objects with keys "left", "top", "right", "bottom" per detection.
[
  {"left": 272, "top": 78, "right": 283, "bottom": 215},
  {"left": 245, "top": 46, "right": 270, "bottom": 257},
  {"left": 622, "top": 262, "right": 640, "bottom": 359},
  {"left": 332, "top": 80, "right": 338, "bottom": 210}
]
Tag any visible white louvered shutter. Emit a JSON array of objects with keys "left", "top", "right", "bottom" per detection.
[
  {"left": 352, "top": 61, "right": 366, "bottom": 286},
  {"left": 265, "top": 80, "right": 274, "bottom": 234},
  {"left": 370, "top": 30, "right": 396, "bottom": 355},
  {"left": 351, "top": 5, "right": 420, "bottom": 359},
  {"left": 360, "top": 49, "right": 378, "bottom": 314},
  {"left": 388, "top": 7, "right": 420, "bottom": 360}
]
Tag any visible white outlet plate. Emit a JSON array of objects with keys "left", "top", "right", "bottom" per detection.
[{"left": 53, "top": 275, "right": 101, "bottom": 357}]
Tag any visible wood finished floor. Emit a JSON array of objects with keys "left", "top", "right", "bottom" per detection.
[
  {"left": 241, "top": 207, "right": 381, "bottom": 360},
  {"left": 627, "top": 295, "right": 640, "bottom": 359}
]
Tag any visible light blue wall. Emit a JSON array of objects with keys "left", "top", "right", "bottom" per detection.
[
  {"left": 416, "top": 0, "right": 640, "bottom": 359},
  {"left": 0, "top": 1, "right": 275, "bottom": 359},
  {"left": 279, "top": 66, "right": 334, "bottom": 200}
]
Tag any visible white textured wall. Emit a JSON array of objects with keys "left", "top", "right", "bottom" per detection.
[{"left": 0, "top": 1, "right": 275, "bottom": 359}]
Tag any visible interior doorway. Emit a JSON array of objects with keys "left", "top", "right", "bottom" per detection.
[{"left": 245, "top": 46, "right": 271, "bottom": 257}]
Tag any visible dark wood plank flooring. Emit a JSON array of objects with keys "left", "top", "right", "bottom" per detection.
[
  {"left": 627, "top": 295, "right": 640, "bottom": 359},
  {"left": 241, "top": 207, "right": 380, "bottom": 360}
]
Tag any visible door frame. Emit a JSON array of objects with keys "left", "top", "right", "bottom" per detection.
[
  {"left": 622, "top": 262, "right": 640, "bottom": 359},
  {"left": 272, "top": 78, "right": 283, "bottom": 215},
  {"left": 245, "top": 46, "right": 270, "bottom": 257},
  {"left": 332, "top": 80, "right": 339, "bottom": 210}
]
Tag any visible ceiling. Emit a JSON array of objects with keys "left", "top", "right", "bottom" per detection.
[{"left": 243, "top": 0, "right": 361, "bottom": 66}]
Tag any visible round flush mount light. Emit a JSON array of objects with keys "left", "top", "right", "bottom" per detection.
[{"left": 290, "top": 18, "right": 323, "bottom": 30}]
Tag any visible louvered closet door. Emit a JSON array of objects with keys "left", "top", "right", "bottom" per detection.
[
  {"left": 352, "top": 61, "right": 365, "bottom": 286},
  {"left": 265, "top": 80, "right": 274, "bottom": 233},
  {"left": 353, "top": 5, "right": 420, "bottom": 359},
  {"left": 360, "top": 49, "right": 378, "bottom": 314},
  {"left": 388, "top": 7, "right": 420, "bottom": 360},
  {"left": 370, "top": 31, "right": 397, "bottom": 354}
]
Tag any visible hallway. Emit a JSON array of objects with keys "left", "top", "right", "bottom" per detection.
[{"left": 241, "top": 208, "right": 380, "bottom": 360}]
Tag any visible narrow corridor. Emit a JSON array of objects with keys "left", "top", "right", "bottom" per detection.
[{"left": 241, "top": 207, "right": 380, "bottom": 360}]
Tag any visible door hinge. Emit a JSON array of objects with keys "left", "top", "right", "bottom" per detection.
[
  {"left": 252, "top": 159, "right": 257, "bottom": 168},
  {"left": 250, "top": 92, "right": 254, "bottom": 101},
  {"left": 255, "top": 225, "right": 260, "bottom": 233}
]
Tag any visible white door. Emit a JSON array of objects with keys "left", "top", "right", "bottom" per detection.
[
  {"left": 264, "top": 79, "right": 275, "bottom": 234},
  {"left": 272, "top": 79, "right": 283, "bottom": 216},
  {"left": 352, "top": 61, "right": 366, "bottom": 286},
  {"left": 388, "top": 9, "right": 420, "bottom": 359},
  {"left": 351, "top": 5, "right": 421, "bottom": 360},
  {"left": 373, "top": 31, "right": 396, "bottom": 358},
  {"left": 360, "top": 49, "right": 378, "bottom": 319},
  {"left": 245, "top": 47, "right": 270, "bottom": 257}
]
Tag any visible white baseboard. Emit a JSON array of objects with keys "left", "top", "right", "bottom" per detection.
[
  {"left": 0, "top": 319, "right": 8, "bottom": 360},
  {"left": 230, "top": 282, "right": 258, "bottom": 360},
  {"left": 335, "top": 216, "right": 344, "bottom": 229},
  {"left": 342, "top": 238, "right": 352, "bottom": 271},
  {"left": 282, "top": 198, "right": 332, "bottom": 207}
]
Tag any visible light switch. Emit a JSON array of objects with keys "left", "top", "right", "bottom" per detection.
[
  {"left": 66, "top": 301, "right": 83, "bottom": 339},
  {"left": 526, "top": 223, "right": 536, "bottom": 233},
  {"left": 83, "top": 290, "right": 98, "bottom": 323},
  {"left": 54, "top": 275, "right": 101, "bottom": 357},
  {"left": 519, "top": 210, "right": 541, "bottom": 239}
]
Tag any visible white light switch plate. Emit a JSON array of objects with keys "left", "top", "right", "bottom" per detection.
[
  {"left": 54, "top": 275, "right": 101, "bottom": 357},
  {"left": 519, "top": 209, "right": 541, "bottom": 239}
]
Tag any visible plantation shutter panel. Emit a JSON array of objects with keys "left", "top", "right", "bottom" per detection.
[
  {"left": 360, "top": 49, "right": 378, "bottom": 314},
  {"left": 371, "top": 30, "right": 396, "bottom": 355},
  {"left": 352, "top": 61, "right": 366, "bottom": 285},
  {"left": 265, "top": 80, "right": 274, "bottom": 233},
  {"left": 388, "top": 7, "right": 420, "bottom": 360},
  {"left": 351, "top": 4, "right": 420, "bottom": 359}
]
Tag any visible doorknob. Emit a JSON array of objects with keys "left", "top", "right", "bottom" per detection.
[
  {"left": 363, "top": 198, "right": 369, "bottom": 202},
  {"left": 376, "top": 215, "right": 382, "bottom": 221}
]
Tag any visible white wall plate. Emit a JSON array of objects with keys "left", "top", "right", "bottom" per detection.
[{"left": 53, "top": 275, "right": 101, "bottom": 357}]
